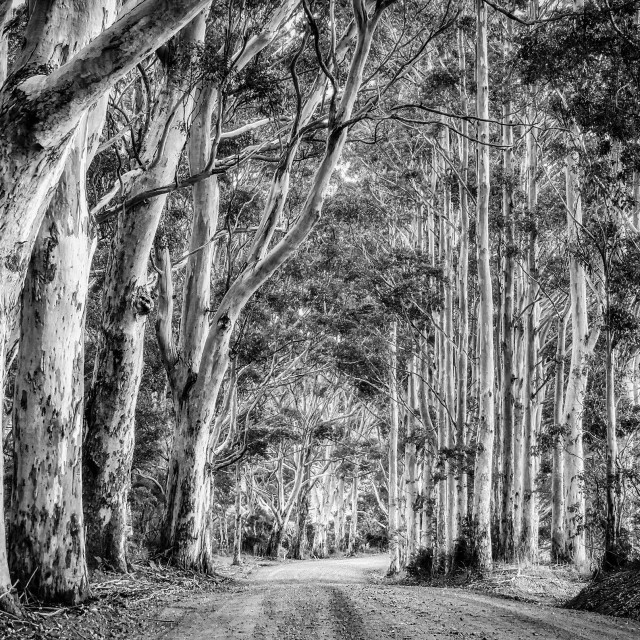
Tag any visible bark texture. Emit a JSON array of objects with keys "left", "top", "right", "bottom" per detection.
[
  {"left": 471, "top": 0, "right": 495, "bottom": 572},
  {"left": 8, "top": 0, "right": 118, "bottom": 603},
  {"left": 84, "top": 12, "right": 208, "bottom": 572},
  {"left": 161, "top": 4, "right": 382, "bottom": 569}
]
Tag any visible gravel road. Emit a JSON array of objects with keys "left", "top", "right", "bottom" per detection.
[{"left": 152, "top": 555, "right": 640, "bottom": 639}]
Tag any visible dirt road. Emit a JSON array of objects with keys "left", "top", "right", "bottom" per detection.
[{"left": 152, "top": 556, "right": 639, "bottom": 639}]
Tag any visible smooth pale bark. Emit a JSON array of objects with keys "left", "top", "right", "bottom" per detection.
[
  {"left": 10, "top": 124, "right": 92, "bottom": 604},
  {"left": 563, "top": 143, "right": 599, "bottom": 570},
  {"left": 348, "top": 467, "right": 359, "bottom": 555},
  {"left": 472, "top": 0, "right": 495, "bottom": 572},
  {"left": 436, "top": 318, "right": 448, "bottom": 567},
  {"left": 312, "top": 463, "right": 335, "bottom": 558},
  {"left": 520, "top": 258, "right": 540, "bottom": 562},
  {"left": 156, "top": 0, "right": 319, "bottom": 568},
  {"left": 162, "top": 6, "right": 385, "bottom": 568},
  {"left": 551, "top": 312, "right": 568, "bottom": 561},
  {"left": 441, "top": 125, "right": 457, "bottom": 563},
  {"left": 512, "top": 269, "right": 525, "bottom": 546},
  {"left": 157, "top": 70, "right": 218, "bottom": 569},
  {"left": 434, "top": 153, "right": 448, "bottom": 569},
  {"left": 420, "top": 196, "right": 438, "bottom": 554},
  {"left": 232, "top": 462, "right": 243, "bottom": 565},
  {"left": 84, "top": 14, "right": 208, "bottom": 572},
  {"left": 404, "top": 355, "right": 418, "bottom": 559},
  {"left": 0, "top": 0, "right": 213, "bottom": 332},
  {"left": 335, "top": 473, "right": 347, "bottom": 551},
  {"left": 418, "top": 335, "right": 437, "bottom": 553},
  {"left": 292, "top": 455, "right": 312, "bottom": 560},
  {"left": 455, "top": 26, "right": 470, "bottom": 545},
  {"left": 388, "top": 321, "right": 401, "bottom": 574},
  {"left": 8, "top": 0, "right": 118, "bottom": 603},
  {"left": 603, "top": 319, "right": 620, "bottom": 569},
  {"left": 521, "top": 114, "right": 540, "bottom": 563}
]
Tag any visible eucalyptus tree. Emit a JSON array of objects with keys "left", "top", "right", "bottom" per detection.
[
  {"left": 153, "top": 0, "right": 438, "bottom": 571},
  {"left": 85, "top": 1, "right": 294, "bottom": 572},
  {"left": 0, "top": 0, "right": 217, "bottom": 609},
  {"left": 8, "top": 0, "right": 119, "bottom": 605},
  {"left": 471, "top": 0, "right": 495, "bottom": 572}
]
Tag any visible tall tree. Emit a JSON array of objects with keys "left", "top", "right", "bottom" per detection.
[{"left": 471, "top": 0, "right": 496, "bottom": 572}]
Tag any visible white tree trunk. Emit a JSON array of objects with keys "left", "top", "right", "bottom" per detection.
[
  {"left": 85, "top": 13, "right": 207, "bottom": 572},
  {"left": 563, "top": 141, "right": 598, "bottom": 570},
  {"left": 0, "top": 0, "right": 212, "bottom": 326},
  {"left": 521, "top": 118, "right": 540, "bottom": 563},
  {"left": 471, "top": 0, "right": 495, "bottom": 572},
  {"left": 455, "top": 26, "right": 470, "bottom": 546},
  {"left": 8, "top": 0, "right": 117, "bottom": 602},
  {"left": 9, "top": 124, "right": 92, "bottom": 604},
  {"left": 348, "top": 466, "right": 359, "bottom": 555},
  {"left": 388, "top": 321, "right": 401, "bottom": 574},
  {"left": 404, "top": 355, "right": 417, "bottom": 560},
  {"left": 161, "top": 7, "right": 383, "bottom": 568},
  {"left": 232, "top": 462, "right": 243, "bottom": 566},
  {"left": 551, "top": 313, "right": 568, "bottom": 561}
]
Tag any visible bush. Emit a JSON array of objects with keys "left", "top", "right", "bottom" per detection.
[{"left": 406, "top": 548, "right": 434, "bottom": 580}]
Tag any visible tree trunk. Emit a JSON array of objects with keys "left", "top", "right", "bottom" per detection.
[
  {"left": 563, "top": 139, "right": 598, "bottom": 570},
  {"left": 0, "top": 0, "right": 213, "bottom": 332},
  {"left": 162, "top": 399, "right": 214, "bottom": 567},
  {"left": 551, "top": 312, "right": 568, "bottom": 561},
  {"left": 521, "top": 257, "right": 539, "bottom": 562},
  {"left": 404, "top": 355, "right": 418, "bottom": 560},
  {"left": 388, "top": 321, "right": 401, "bottom": 575},
  {"left": 84, "top": 14, "right": 207, "bottom": 572},
  {"left": 161, "top": 9, "right": 383, "bottom": 569},
  {"left": 441, "top": 125, "right": 457, "bottom": 564},
  {"left": 471, "top": 0, "right": 495, "bottom": 572},
  {"left": 0, "top": 313, "right": 19, "bottom": 613},
  {"left": 513, "top": 270, "right": 525, "bottom": 550},
  {"left": 498, "top": 16, "right": 516, "bottom": 563},
  {"left": 603, "top": 324, "right": 620, "bottom": 569},
  {"left": 9, "top": 125, "right": 92, "bottom": 604},
  {"left": 232, "top": 462, "right": 243, "bottom": 566},
  {"left": 348, "top": 466, "right": 359, "bottom": 555},
  {"left": 455, "top": 25, "right": 470, "bottom": 555},
  {"left": 335, "top": 473, "right": 346, "bottom": 551},
  {"left": 418, "top": 335, "right": 436, "bottom": 553},
  {"left": 266, "top": 524, "right": 284, "bottom": 559},
  {"left": 521, "top": 105, "right": 540, "bottom": 563},
  {"left": 8, "top": 0, "right": 118, "bottom": 602}
]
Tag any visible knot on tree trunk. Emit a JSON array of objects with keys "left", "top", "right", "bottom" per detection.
[{"left": 133, "top": 286, "right": 154, "bottom": 316}]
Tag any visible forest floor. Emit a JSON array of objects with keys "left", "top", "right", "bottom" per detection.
[
  {"left": 2, "top": 555, "right": 638, "bottom": 639},
  {"left": 0, "top": 559, "right": 251, "bottom": 640}
]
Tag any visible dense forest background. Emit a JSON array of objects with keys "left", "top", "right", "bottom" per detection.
[{"left": 0, "top": 0, "right": 639, "bottom": 616}]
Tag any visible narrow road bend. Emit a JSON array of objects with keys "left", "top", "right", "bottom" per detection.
[{"left": 152, "top": 556, "right": 639, "bottom": 639}]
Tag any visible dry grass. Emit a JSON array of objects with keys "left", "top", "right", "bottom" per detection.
[
  {"left": 465, "top": 562, "right": 587, "bottom": 605},
  {"left": 0, "top": 558, "right": 254, "bottom": 640}
]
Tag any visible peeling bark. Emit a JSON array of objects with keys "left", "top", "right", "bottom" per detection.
[
  {"left": 8, "top": 0, "right": 118, "bottom": 604},
  {"left": 84, "top": 13, "right": 208, "bottom": 572}
]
